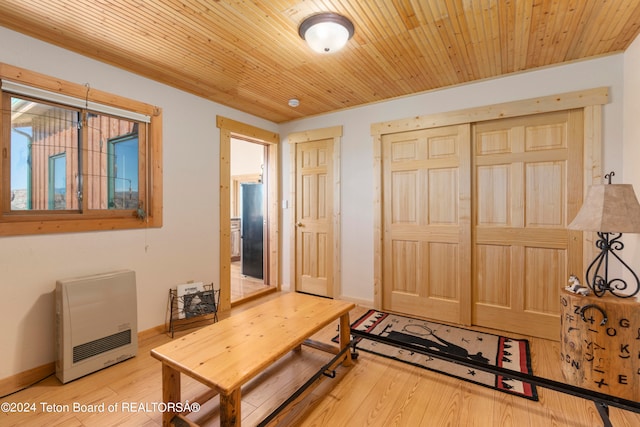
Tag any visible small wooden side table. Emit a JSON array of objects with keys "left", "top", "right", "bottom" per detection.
[{"left": 560, "top": 290, "right": 640, "bottom": 401}]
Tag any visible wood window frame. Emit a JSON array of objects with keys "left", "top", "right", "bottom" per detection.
[
  {"left": 0, "top": 63, "right": 163, "bottom": 236},
  {"left": 371, "top": 87, "right": 609, "bottom": 310}
]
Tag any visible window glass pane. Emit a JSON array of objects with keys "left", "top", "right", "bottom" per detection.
[
  {"left": 109, "top": 135, "right": 139, "bottom": 209},
  {"left": 85, "top": 114, "right": 139, "bottom": 210},
  {"left": 48, "top": 153, "right": 66, "bottom": 209},
  {"left": 10, "top": 96, "right": 79, "bottom": 211}
]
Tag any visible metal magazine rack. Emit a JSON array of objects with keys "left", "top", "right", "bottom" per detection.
[{"left": 166, "top": 282, "right": 220, "bottom": 337}]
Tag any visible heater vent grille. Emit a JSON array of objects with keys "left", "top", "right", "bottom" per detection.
[{"left": 73, "top": 329, "right": 132, "bottom": 363}]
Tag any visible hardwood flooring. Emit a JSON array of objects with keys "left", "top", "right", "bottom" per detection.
[
  {"left": 230, "top": 261, "right": 273, "bottom": 303},
  {"left": 2, "top": 292, "right": 639, "bottom": 426}
]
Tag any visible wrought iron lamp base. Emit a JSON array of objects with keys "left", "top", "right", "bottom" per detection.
[{"left": 585, "top": 232, "right": 640, "bottom": 298}]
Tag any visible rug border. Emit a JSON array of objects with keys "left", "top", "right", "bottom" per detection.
[{"left": 341, "top": 309, "right": 539, "bottom": 401}]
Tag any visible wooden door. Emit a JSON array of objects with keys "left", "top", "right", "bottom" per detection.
[
  {"left": 381, "top": 124, "right": 471, "bottom": 324},
  {"left": 472, "top": 110, "right": 583, "bottom": 340},
  {"left": 294, "top": 139, "right": 334, "bottom": 297}
]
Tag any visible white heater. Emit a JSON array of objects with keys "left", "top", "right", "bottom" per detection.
[{"left": 55, "top": 270, "right": 138, "bottom": 384}]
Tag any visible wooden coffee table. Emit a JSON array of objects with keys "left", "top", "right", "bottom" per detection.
[{"left": 151, "top": 292, "right": 355, "bottom": 426}]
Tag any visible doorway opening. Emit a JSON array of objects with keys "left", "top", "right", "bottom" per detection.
[
  {"left": 217, "top": 116, "right": 280, "bottom": 312},
  {"left": 230, "top": 138, "right": 271, "bottom": 301}
]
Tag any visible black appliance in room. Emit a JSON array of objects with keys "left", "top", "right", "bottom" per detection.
[{"left": 241, "top": 182, "right": 264, "bottom": 279}]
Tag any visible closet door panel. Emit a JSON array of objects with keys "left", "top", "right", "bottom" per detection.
[
  {"left": 475, "top": 244, "right": 511, "bottom": 307},
  {"left": 382, "top": 125, "right": 471, "bottom": 324},
  {"left": 472, "top": 110, "right": 582, "bottom": 340}
]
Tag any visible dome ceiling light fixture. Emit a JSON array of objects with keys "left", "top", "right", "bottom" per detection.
[{"left": 298, "top": 12, "right": 354, "bottom": 54}]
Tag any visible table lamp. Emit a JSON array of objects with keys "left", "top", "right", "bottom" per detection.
[{"left": 568, "top": 172, "right": 640, "bottom": 298}]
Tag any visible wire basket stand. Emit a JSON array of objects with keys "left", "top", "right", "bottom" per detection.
[{"left": 166, "top": 283, "right": 220, "bottom": 337}]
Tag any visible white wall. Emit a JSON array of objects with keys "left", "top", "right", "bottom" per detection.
[
  {"left": 0, "top": 27, "right": 278, "bottom": 380},
  {"left": 623, "top": 34, "right": 640, "bottom": 288},
  {"left": 279, "top": 53, "right": 628, "bottom": 305},
  {"left": 231, "top": 139, "right": 264, "bottom": 176}
]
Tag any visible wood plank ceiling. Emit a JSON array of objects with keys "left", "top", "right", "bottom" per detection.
[{"left": 1, "top": 1, "right": 639, "bottom": 123}]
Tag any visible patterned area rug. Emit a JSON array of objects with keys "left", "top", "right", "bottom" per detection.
[{"left": 336, "top": 310, "right": 538, "bottom": 401}]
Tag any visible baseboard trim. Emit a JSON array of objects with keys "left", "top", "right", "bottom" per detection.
[
  {"left": 0, "top": 324, "right": 167, "bottom": 397},
  {"left": 0, "top": 362, "right": 55, "bottom": 398},
  {"left": 138, "top": 324, "right": 166, "bottom": 342},
  {"left": 337, "top": 294, "right": 373, "bottom": 309}
]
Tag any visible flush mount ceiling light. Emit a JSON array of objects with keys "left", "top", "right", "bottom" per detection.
[{"left": 298, "top": 12, "right": 354, "bottom": 54}]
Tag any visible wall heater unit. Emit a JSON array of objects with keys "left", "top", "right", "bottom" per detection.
[{"left": 55, "top": 270, "right": 138, "bottom": 384}]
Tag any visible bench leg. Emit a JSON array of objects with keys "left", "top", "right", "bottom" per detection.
[
  {"left": 339, "top": 313, "right": 353, "bottom": 367},
  {"left": 220, "top": 388, "right": 241, "bottom": 426},
  {"left": 161, "top": 364, "right": 181, "bottom": 427}
]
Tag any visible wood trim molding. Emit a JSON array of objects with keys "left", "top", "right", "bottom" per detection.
[
  {"left": 288, "top": 125, "right": 343, "bottom": 144},
  {"left": 147, "top": 109, "right": 163, "bottom": 227},
  {"left": 372, "top": 132, "right": 383, "bottom": 309},
  {"left": 216, "top": 116, "right": 279, "bottom": 144},
  {"left": 371, "top": 87, "right": 609, "bottom": 136},
  {"left": 0, "top": 62, "right": 158, "bottom": 115},
  {"left": 581, "top": 104, "right": 603, "bottom": 274}
]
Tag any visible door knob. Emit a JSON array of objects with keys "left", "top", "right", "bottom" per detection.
[{"left": 296, "top": 222, "right": 304, "bottom": 227}]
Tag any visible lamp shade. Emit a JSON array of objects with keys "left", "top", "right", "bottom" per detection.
[
  {"left": 299, "top": 13, "right": 354, "bottom": 54},
  {"left": 568, "top": 184, "right": 640, "bottom": 233}
]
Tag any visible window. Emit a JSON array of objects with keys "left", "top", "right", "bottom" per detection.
[{"left": 1, "top": 63, "right": 162, "bottom": 236}]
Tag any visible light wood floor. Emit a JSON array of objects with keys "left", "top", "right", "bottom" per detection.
[
  {"left": 230, "top": 261, "right": 273, "bottom": 302},
  {"left": 2, "top": 292, "right": 639, "bottom": 426}
]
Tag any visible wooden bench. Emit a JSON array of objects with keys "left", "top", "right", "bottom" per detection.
[{"left": 150, "top": 292, "right": 355, "bottom": 426}]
